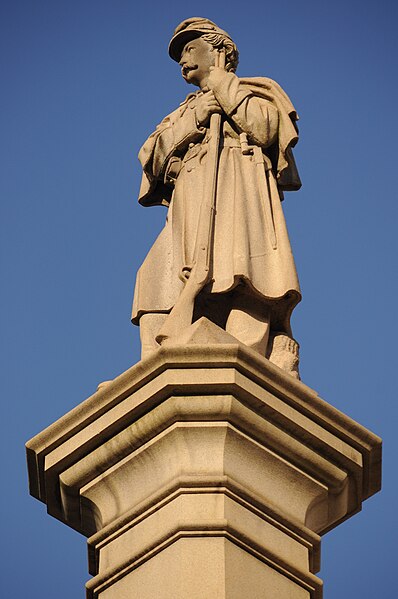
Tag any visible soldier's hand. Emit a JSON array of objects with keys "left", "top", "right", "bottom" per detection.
[{"left": 195, "top": 91, "right": 222, "bottom": 127}]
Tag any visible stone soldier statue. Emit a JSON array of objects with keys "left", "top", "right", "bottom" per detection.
[{"left": 132, "top": 17, "right": 302, "bottom": 377}]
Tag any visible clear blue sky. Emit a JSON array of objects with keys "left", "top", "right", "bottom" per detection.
[{"left": 1, "top": 1, "right": 396, "bottom": 597}]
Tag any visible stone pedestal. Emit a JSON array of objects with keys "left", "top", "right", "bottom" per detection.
[{"left": 26, "top": 319, "right": 381, "bottom": 598}]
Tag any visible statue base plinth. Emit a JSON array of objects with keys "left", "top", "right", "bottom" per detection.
[{"left": 26, "top": 319, "right": 381, "bottom": 598}]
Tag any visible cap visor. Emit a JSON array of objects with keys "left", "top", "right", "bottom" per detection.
[{"left": 168, "top": 30, "right": 202, "bottom": 62}]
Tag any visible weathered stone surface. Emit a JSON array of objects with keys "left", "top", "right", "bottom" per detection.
[
  {"left": 132, "top": 17, "right": 302, "bottom": 377},
  {"left": 25, "top": 16, "right": 383, "bottom": 599},
  {"left": 26, "top": 319, "right": 381, "bottom": 598}
]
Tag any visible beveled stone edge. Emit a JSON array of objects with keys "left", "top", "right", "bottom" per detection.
[
  {"left": 86, "top": 478, "right": 321, "bottom": 576},
  {"left": 53, "top": 397, "right": 356, "bottom": 538},
  {"left": 26, "top": 343, "right": 382, "bottom": 503},
  {"left": 85, "top": 527, "right": 323, "bottom": 599}
]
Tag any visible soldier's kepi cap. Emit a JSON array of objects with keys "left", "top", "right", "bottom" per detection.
[{"left": 169, "top": 17, "right": 233, "bottom": 62}]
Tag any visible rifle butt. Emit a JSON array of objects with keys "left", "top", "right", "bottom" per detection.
[{"left": 155, "top": 276, "right": 204, "bottom": 344}]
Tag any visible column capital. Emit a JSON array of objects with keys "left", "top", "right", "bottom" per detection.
[{"left": 26, "top": 319, "right": 382, "bottom": 598}]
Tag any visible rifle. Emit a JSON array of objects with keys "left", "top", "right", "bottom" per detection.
[{"left": 156, "top": 50, "right": 225, "bottom": 344}]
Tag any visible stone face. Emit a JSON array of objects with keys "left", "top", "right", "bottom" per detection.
[{"left": 26, "top": 319, "right": 381, "bottom": 598}]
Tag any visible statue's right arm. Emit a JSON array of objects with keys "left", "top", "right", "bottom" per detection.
[{"left": 139, "top": 103, "right": 206, "bottom": 180}]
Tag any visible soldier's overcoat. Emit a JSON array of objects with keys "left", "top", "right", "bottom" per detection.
[{"left": 132, "top": 70, "right": 301, "bottom": 334}]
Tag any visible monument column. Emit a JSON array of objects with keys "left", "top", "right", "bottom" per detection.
[
  {"left": 27, "top": 17, "right": 382, "bottom": 598},
  {"left": 26, "top": 320, "right": 381, "bottom": 598}
]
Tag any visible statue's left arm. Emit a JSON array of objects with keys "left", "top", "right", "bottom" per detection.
[{"left": 207, "top": 69, "right": 278, "bottom": 148}]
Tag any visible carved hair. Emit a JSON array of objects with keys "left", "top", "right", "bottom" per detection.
[{"left": 201, "top": 33, "right": 239, "bottom": 72}]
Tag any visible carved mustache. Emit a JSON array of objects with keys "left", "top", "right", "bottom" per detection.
[{"left": 181, "top": 64, "right": 198, "bottom": 77}]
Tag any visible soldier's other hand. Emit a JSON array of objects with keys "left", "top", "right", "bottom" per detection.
[{"left": 195, "top": 91, "right": 222, "bottom": 127}]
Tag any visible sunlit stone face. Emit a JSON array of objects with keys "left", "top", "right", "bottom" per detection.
[{"left": 179, "top": 37, "right": 216, "bottom": 88}]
